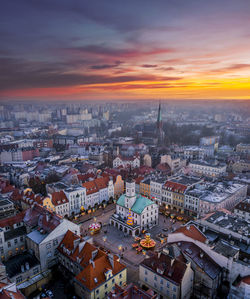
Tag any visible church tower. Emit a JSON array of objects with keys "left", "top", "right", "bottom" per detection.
[
  {"left": 125, "top": 176, "right": 136, "bottom": 209},
  {"left": 156, "top": 102, "right": 164, "bottom": 145}
]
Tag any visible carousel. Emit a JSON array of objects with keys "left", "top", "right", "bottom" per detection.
[
  {"left": 88, "top": 217, "right": 101, "bottom": 235},
  {"left": 140, "top": 233, "right": 156, "bottom": 250}
]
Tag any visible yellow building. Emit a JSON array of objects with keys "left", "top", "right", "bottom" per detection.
[
  {"left": 140, "top": 178, "right": 151, "bottom": 198},
  {"left": 162, "top": 181, "right": 187, "bottom": 213},
  {"left": 58, "top": 230, "right": 127, "bottom": 299},
  {"left": 114, "top": 175, "right": 124, "bottom": 198}
]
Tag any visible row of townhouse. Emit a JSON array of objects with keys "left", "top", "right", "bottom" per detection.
[
  {"left": 21, "top": 177, "right": 114, "bottom": 217},
  {"left": 138, "top": 175, "right": 247, "bottom": 217}
]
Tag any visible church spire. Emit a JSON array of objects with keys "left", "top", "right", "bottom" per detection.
[
  {"left": 156, "top": 102, "right": 164, "bottom": 145},
  {"left": 157, "top": 102, "right": 162, "bottom": 129}
]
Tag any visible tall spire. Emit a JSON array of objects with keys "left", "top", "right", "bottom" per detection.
[
  {"left": 156, "top": 102, "right": 164, "bottom": 145},
  {"left": 157, "top": 102, "right": 162, "bottom": 129}
]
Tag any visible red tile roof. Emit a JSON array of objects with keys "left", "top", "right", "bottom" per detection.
[
  {"left": 51, "top": 191, "right": 68, "bottom": 206},
  {"left": 173, "top": 225, "right": 207, "bottom": 243},
  {"left": 1, "top": 184, "right": 15, "bottom": 194},
  {"left": 58, "top": 230, "right": 126, "bottom": 291},
  {"left": 0, "top": 282, "right": 25, "bottom": 299},
  {"left": 108, "top": 283, "right": 157, "bottom": 299},
  {"left": 82, "top": 177, "right": 109, "bottom": 195},
  {"left": 23, "top": 204, "right": 61, "bottom": 232},
  {"left": 0, "top": 211, "right": 25, "bottom": 228},
  {"left": 82, "top": 180, "right": 99, "bottom": 195},
  {"left": 164, "top": 181, "right": 187, "bottom": 193},
  {"left": 241, "top": 275, "right": 250, "bottom": 285}
]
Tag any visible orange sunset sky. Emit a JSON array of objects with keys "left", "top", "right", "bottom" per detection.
[{"left": 0, "top": 0, "right": 250, "bottom": 101}]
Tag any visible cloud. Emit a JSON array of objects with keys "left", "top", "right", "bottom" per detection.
[
  {"left": 158, "top": 67, "right": 175, "bottom": 71},
  {"left": 141, "top": 64, "right": 158, "bottom": 68},
  {"left": 90, "top": 61, "right": 123, "bottom": 70},
  {"left": 63, "top": 44, "right": 175, "bottom": 59},
  {"left": 204, "top": 63, "right": 250, "bottom": 75},
  {"left": 0, "top": 57, "right": 181, "bottom": 91}
]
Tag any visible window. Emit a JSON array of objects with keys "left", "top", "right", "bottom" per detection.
[
  {"left": 167, "top": 282, "right": 170, "bottom": 288},
  {"left": 53, "top": 239, "right": 58, "bottom": 246},
  {"left": 14, "top": 239, "right": 17, "bottom": 244},
  {"left": 173, "top": 286, "right": 177, "bottom": 292},
  {"left": 173, "top": 295, "right": 176, "bottom": 299},
  {"left": 96, "top": 290, "right": 99, "bottom": 294},
  {"left": 112, "top": 278, "right": 115, "bottom": 283},
  {"left": 20, "top": 236, "right": 23, "bottom": 242},
  {"left": 154, "top": 275, "right": 157, "bottom": 281},
  {"left": 119, "top": 274, "right": 122, "bottom": 278},
  {"left": 0, "top": 247, "right": 3, "bottom": 254},
  {"left": 46, "top": 243, "right": 51, "bottom": 249},
  {"left": 145, "top": 270, "right": 147, "bottom": 275},
  {"left": 105, "top": 283, "right": 108, "bottom": 289},
  {"left": 16, "top": 276, "right": 22, "bottom": 283},
  {"left": 7, "top": 242, "right": 11, "bottom": 248},
  {"left": 145, "top": 277, "right": 147, "bottom": 282},
  {"left": 0, "top": 238, "right": 2, "bottom": 244},
  {"left": 33, "top": 267, "right": 39, "bottom": 275}
]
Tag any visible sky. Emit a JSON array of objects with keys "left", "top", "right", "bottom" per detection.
[{"left": 0, "top": 0, "right": 250, "bottom": 101}]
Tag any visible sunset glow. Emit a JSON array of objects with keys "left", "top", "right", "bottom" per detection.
[{"left": 1, "top": 0, "right": 250, "bottom": 101}]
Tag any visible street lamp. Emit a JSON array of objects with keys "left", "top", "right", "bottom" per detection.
[
  {"left": 103, "top": 236, "right": 107, "bottom": 247},
  {"left": 118, "top": 244, "right": 123, "bottom": 258}
]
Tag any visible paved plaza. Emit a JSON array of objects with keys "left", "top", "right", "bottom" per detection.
[{"left": 80, "top": 208, "right": 183, "bottom": 265}]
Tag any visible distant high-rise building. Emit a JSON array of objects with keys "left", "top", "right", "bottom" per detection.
[{"left": 156, "top": 102, "right": 164, "bottom": 145}]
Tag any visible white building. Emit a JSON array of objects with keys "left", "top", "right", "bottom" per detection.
[
  {"left": 113, "top": 155, "right": 140, "bottom": 169},
  {"left": 24, "top": 205, "right": 80, "bottom": 270},
  {"left": 150, "top": 177, "right": 166, "bottom": 205},
  {"left": 189, "top": 160, "right": 227, "bottom": 178},
  {"left": 110, "top": 178, "right": 158, "bottom": 236},
  {"left": 82, "top": 177, "right": 114, "bottom": 209},
  {"left": 234, "top": 198, "right": 250, "bottom": 222},
  {"left": 198, "top": 182, "right": 247, "bottom": 216},
  {"left": 64, "top": 186, "right": 86, "bottom": 216},
  {"left": 0, "top": 213, "right": 26, "bottom": 261}
]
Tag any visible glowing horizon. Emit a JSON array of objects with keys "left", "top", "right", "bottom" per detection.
[{"left": 1, "top": 0, "right": 250, "bottom": 101}]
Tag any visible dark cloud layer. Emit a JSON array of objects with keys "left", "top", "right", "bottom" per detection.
[{"left": 0, "top": 57, "right": 181, "bottom": 91}]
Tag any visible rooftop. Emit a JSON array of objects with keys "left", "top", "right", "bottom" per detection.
[
  {"left": 172, "top": 241, "right": 221, "bottom": 280},
  {"left": 140, "top": 252, "right": 188, "bottom": 285},
  {"left": 4, "top": 252, "right": 40, "bottom": 278},
  {"left": 117, "top": 194, "right": 155, "bottom": 215}
]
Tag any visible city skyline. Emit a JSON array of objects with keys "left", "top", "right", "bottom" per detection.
[{"left": 1, "top": 0, "right": 250, "bottom": 101}]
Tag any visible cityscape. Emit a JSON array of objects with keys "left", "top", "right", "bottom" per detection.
[{"left": 0, "top": 1, "right": 250, "bottom": 299}]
